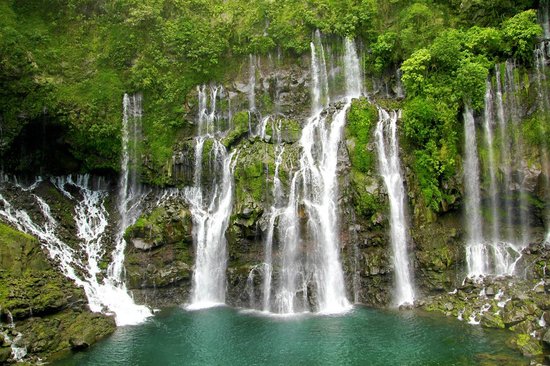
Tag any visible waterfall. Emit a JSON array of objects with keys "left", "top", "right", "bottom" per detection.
[
  {"left": 248, "top": 55, "right": 258, "bottom": 136},
  {"left": 261, "top": 119, "right": 284, "bottom": 312},
  {"left": 110, "top": 93, "right": 145, "bottom": 283},
  {"left": 535, "top": 5, "right": 550, "bottom": 243},
  {"left": 463, "top": 105, "right": 486, "bottom": 277},
  {"left": 375, "top": 109, "right": 415, "bottom": 306},
  {"left": 505, "top": 62, "right": 531, "bottom": 245},
  {"left": 101, "top": 92, "right": 151, "bottom": 325},
  {"left": 0, "top": 175, "right": 151, "bottom": 326},
  {"left": 299, "top": 98, "right": 350, "bottom": 314},
  {"left": 343, "top": 38, "right": 362, "bottom": 98},
  {"left": 0, "top": 94, "right": 152, "bottom": 325},
  {"left": 464, "top": 89, "right": 523, "bottom": 278},
  {"left": 483, "top": 80, "right": 500, "bottom": 243},
  {"left": 495, "top": 66, "right": 514, "bottom": 240},
  {"left": 310, "top": 30, "right": 330, "bottom": 110},
  {"left": 268, "top": 35, "right": 358, "bottom": 314},
  {"left": 186, "top": 85, "right": 235, "bottom": 309}
]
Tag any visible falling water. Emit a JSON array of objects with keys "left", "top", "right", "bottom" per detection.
[
  {"left": 261, "top": 120, "right": 285, "bottom": 312},
  {"left": 375, "top": 109, "right": 415, "bottom": 306},
  {"left": 343, "top": 38, "right": 362, "bottom": 98},
  {"left": 248, "top": 55, "right": 258, "bottom": 135},
  {"left": 0, "top": 94, "right": 152, "bottom": 325},
  {"left": 311, "top": 30, "right": 330, "bottom": 110},
  {"left": 103, "top": 92, "right": 151, "bottom": 325},
  {"left": 299, "top": 101, "right": 351, "bottom": 313},
  {"left": 495, "top": 66, "right": 514, "bottom": 239},
  {"left": 0, "top": 175, "right": 151, "bottom": 326},
  {"left": 483, "top": 80, "right": 500, "bottom": 243},
  {"left": 504, "top": 62, "right": 530, "bottom": 245},
  {"left": 535, "top": 7, "right": 550, "bottom": 243},
  {"left": 271, "top": 35, "right": 359, "bottom": 314},
  {"left": 110, "top": 93, "right": 145, "bottom": 284},
  {"left": 186, "top": 85, "right": 235, "bottom": 309},
  {"left": 464, "top": 89, "right": 522, "bottom": 277},
  {"left": 463, "top": 105, "right": 486, "bottom": 277}
]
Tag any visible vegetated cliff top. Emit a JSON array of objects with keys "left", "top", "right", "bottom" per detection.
[{"left": 0, "top": 1, "right": 544, "bottom": 189}]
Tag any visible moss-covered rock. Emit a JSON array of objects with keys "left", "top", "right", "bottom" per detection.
[
  {"left": 0, "top": 223, "right": 84, "bottom": 320},
  {"left": 0, "top": 222, "right": 115, "bottom": 363},
  {"left": 412, "top": 212, "right": 464, "bottom": 293},
  {"left": 509, "top": 333, "right": 543, "bottom": 357},
  {"left": 125, "top": 205, "right": 192, "bottom": 250},
  {"left": 124, "top": 199, "right": 193, "bottom": 307},
  {"left": 480, "top": 312, "right": 505, "bottom": 329},
  {"left": 17, "top": 309, "right": 115, "bottom": 360},
  {"left": 223, "top": 111, "right": 250, "bottom": 148},
  {"left": 346, "top": 98, "right": 378, "bottom": 174}
]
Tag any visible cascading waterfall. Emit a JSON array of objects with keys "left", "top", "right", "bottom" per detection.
[
  {"left": 0, "top": 93, "right": 152, "bottom": 325},
  {"left": 375, "top": 109, "right": 415, "bottom": 306},
  {"left": 248, "top": 54, "right": 260, "bottom": 136},
  {"left": 482, "top": 81, "right": 522, "bottom": 276},
  {"left": 110, "top": 93, "right": 146, "bottom": 285},
  {"left": 186, "top": 85, "right": 236, "bottom": 309},
  {"left": 464, "top": 82, "right": 523, "bottom": 277},
  {"left": 261, "top": 119, "right": 284, "bottom": 312},
  {"left": 495, "top": 66, "right": 514, "bottom": 239},
  {"left": 266, "top": 35, "right": 359, "bottom": 314},
  {"left": 103, "top": 92, "right": 151, "bottom": 324},
  {"left": 482, "top": 81, "right": 500, "bottom": 243},
  {"left": 0, "top": 175, "right": 151, "bottom": 326},
  {"left": 505, "top": 62, "right": 531, "bottom": 245},
  {"left": 464, "top": 105, "right": 487, "bottom": 277}
]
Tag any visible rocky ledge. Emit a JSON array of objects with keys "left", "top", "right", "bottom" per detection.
[{"left": 421, "top": 242, "right": 550, "bottom": 364}]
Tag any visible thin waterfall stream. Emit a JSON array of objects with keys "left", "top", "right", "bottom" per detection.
[{"left": 375, "top": 108, "right": 415, "bottom": 306}]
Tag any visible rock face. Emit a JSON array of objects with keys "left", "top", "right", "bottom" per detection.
[
  {"left": 2, "top": 42, "right": 550, "bottom": 365},
  {"left": 124, "top": 197, "right": 194, "bottom": 308},
  {"left": 0, "top": 223, "right": 115, "bottom": 364}
]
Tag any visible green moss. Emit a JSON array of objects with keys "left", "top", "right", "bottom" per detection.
[
  {"left": 513, "top": 333, "right": 543, "bottom": 356},
  {"left": 223, "top": 111, "right": 250, "bottom": 148},
  {"left": 18, "top": 309, "right": 115, "bottom": 361},
  {"left": 125, "top": 205, "right": 193, "bottom": 248},
  {"left": 346, "top": 98, "right": 378, "bottom": 174},
  {"left": 0, "top": 223, "right": 47, "bottom": 276},
  {"left": 349, "top": 170, "right": 383, "bottom": 224},
  {"left": 238, "top": 158, "right": 266, "bottom": 202}
]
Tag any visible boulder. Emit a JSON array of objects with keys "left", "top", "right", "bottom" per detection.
[{"left": 480, "top": 312, "right": 505, "bottom": 329}]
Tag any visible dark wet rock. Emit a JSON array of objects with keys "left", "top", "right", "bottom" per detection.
[
  {"left": 543, "top": 328, "right": 550, "bottom": 346},
  {"left": 0, "top": 346, "right": 11, "bottom": 363}
]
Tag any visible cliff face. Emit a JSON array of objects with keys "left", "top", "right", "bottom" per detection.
[
  {"left": 2, "top": 2, "right": 550, "bottom": 362},
  {"left": 115, "top": 50, "right": 550, "bottom": 312},
  {"left": 1, "top": 45, "right": 549, "bottom": 362}
]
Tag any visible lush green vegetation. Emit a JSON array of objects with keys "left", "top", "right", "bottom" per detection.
[{"left": 0, "top": 0, "right": 545, "bottom": 210}]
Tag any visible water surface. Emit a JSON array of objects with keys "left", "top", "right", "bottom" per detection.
[{"left": 55, "top": 306, "right": 524, "bottom": 366}]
